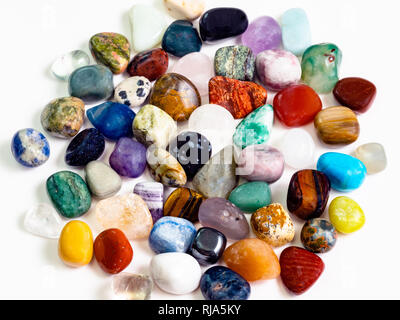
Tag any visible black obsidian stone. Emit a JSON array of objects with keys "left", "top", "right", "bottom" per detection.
[
  {"left": 169, "top": 131, "right": 212, "bottom": 180},
  {"left": 189, "top": 227, "right": 227, "bottom": 265},
  {"left": 65, "top": 128, "right": 105, "bottom": 166},
  {"left": 199, "top": 7, "right": 248, "bottom": 41}
]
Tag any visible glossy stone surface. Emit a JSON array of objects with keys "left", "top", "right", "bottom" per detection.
[
  {"left": 85, "top": 161, "right": 122, "bottom": 199},
  {"left": 150, "top": 253, "right": 201, "bottom": 295},
  {"left": 128, "top": 49, "right": 169, "bottom": 81},
  {"left": 87, "top": 102, "right": 135, "bottom": 141},
  {"left": 190, "top": 228, "right": 227, "bottom": 265},
  {"left": 47, "top": 171, "right": 91, "bottom": 219},
  {"left": 41, "top": 97, "right": 85, "bottom": 139},
  {"left": 11, "top": 129, "right": 50, "bottom": 168},
  {"left": 280, "top": 246, "right": 324, "bottom": 295},
  {"left": 301, "top": 219, "right": 337, "bottom": 253},
  {"left": 149, "top": 217, "right": 196, "bottom": 254},
  {"left": 24, "top": 203, "right": 63, "bottom": 239},
  {"left": 169, "top": 131, "right": 212, "bottom": 179},
  {"left": 315, "top": 106, "right": 360, "bottom": 145},
  {"left": 237, "top": 145, "right": 284, "bottom": 183},
  {"left": 193, "top": 146, "right": 238, "bottom": 199},
  {"left": 209, "top": 76, "right": 267, "bottom": 119},
  {"left": 301, "top": 43, "right": 342, "bottom": 93},
  {"left": 134, "top": 182, "right": 164, "bottom": 224},
  {"left": 133, "top": 104, "right": 177, "bottom": 149},
  {"left": 65, "top": 128, "right": 105, "bottom": 167},
  {"left": 329, "top": 197, "right": 365, "bottom": 234},
  {"left": 147, "top": 148, "right": 187, "bottom": 188},
  {"left": 355, "top": 143, "right": 387, "bottom": 174},
  {"left": 233, "top": 104, "right": 274, "bottom": 149},
  {"left": 94, "top": 229, "right": 133, "bottom": 274},
  {"left": 89, "top": 32, "right": 130, "bottom": 74},
  {"left": 223, "top": 239, "right": 280, "bottom": 282},
  {"left": 198, "top": 198, "right": 249, "bottom": 240},
  {"left": 317, "top": 153, "right": 367, "bottom": 192},
  {"left": 58, "top": 221, "right": 93, "bottom": 268},
  {"left": 164, "top": 188, "right": 204, "bottom": 222},
  {"left": 251, "top": 204, "right": 295, "bottom": 247},
  {"left": 150, "top": 73, "right": 201, "bottom": 121},
  {"left": 109, "top": 138, "right": 147, "bottom": 178},
  {"left": 164, "top": 0, "right": 205, "bottom": 20},
  {"left": 95, "top": 194, "right": 153, "bottom": 240},
  {"left": 281, "top": 8, "right": 311, "bottom": 56},
  {"left": 112, "top": 273, "right": 153, "bottom": 300},
  {"left": 280, "top": 129, "right": 315, "bottom": 169},
  {"left": 68, "top": 65, "right": 114, "bottom": 103},
  {"left": 333, "top": 77, "right": 377, "bottom": 113},
  {"left": 200, "top": 266, "right": 250, "bottom": 300},
  {"left": 287, "top": 170, "right": 331, "bottom": 220},
  {"left": 51, "top": 50, "right": 90, "bottom": 81},
  {"left": 273, "top": 84, "right": 322, "bottom": 127},
  {"left": 115, "top": 76, "right": 151, "bottom": 108},
  {"left": 241, "top": 16, "right": 281, "bottom": 55},
  {"left": 256, "top": 50, "right": 301, "bottom": 91},
  {"left": 229, "top": 182, "right": 272, "bottom": 213},
  {"left": 200, "top": 8, "right": 248, "bottom": 41},
  {"left": 215, "top": 45, "right": 255, "bottom": 81}
]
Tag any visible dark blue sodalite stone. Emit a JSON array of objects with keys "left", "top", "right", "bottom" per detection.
[
  {"left": 87, "top": 102, "right": 135, "bottom": 141},
  {"left": 189, "top": 228, "right": 226, "bottom": 265},
  {"left": 162, "top": 20, "right": 202, "bottom": 57},
  {"left": 65, "top": 128, "right": 105, "bottom": 167},
  {"left": 200, "top": 266, "right": 251, "bottom": 300}
]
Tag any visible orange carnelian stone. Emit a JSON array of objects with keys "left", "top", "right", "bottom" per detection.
[{"left": 223, "top": 238, "right": 280, "bottom": 281}]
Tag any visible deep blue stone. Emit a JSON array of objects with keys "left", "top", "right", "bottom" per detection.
[
  {"left": 65, "top": 128, "right": 105, "bottom": 167},
  {"left": 87, "top": 102, "right": 135, "bottom": 141},
  {"left": 189, "top": 228, "right": 226, "bottom": 265},
  {"left": 162, "top": 20, "right": 202, "bottom": 57},
  {"left": 200, "top": 266, "right": 251, "bottom": 300}
]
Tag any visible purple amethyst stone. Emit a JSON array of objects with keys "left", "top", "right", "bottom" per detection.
[{"left": 134, "top": 182, "right": 164, "bottom": 223}]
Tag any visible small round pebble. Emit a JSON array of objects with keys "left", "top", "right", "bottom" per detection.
[
  {"left": 85, "top": 161, "right": 122, "bottom": 199},
  {"left": 112, "top": 273, "right": 154, "bottom": 300},
  {"left": 355, "top": 143, "right": 387, "bottom": 174},
  {"left": 301, "top": 219, "right": 337, "bottom": 253},
  {"left": 281, "top": 128, "right": 315, "bottom": 169},
  {"left": 189, "top": 228, "right": 227, "bottom": 266},
  {"left": 24, "top": 203, "right": 63, "bottom": 239},
  {"left": 115, "top": 76, "right": 151, "bottom": 108},
  {"left": 51, "top": 50, "right": 90, "bottom": 81},
  {"left": 329, "top": 196, "right": 365, "bottom": 234}
]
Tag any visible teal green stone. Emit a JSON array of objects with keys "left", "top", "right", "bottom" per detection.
[
  {"left": 215, "top": 45, "right": 255, "bottom": 81},
  {"left": 228, "top": 182, "right": 272, "bottom": 213},
  {"left": 46, "top": 171, "right": 91, "bottom": 219},
  {"left": 233, "top": 104, "right": 274, "bottom": 149},
  {"left": 301, "top": 43, "right": 342, "bottom": 94}
]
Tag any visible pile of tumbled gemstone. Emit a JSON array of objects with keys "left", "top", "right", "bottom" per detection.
[{"left": 11, "top": 1, "right": 387, "bottom": 300}]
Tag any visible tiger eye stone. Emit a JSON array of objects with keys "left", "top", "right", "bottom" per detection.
[
  {"left": 314, "top": 106, "right": 360, "bottom": 145},
  {"left": 164, "top": 187, "right": 204, "bottom": 222},
  {"left": 149, "top": 73, "right": 201, "bottom": 122},
  {"left": 287, "top": 170, "right": 331, "bottom": 221}
]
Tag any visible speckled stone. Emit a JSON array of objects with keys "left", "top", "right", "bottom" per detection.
[
  {"left": 85, "top": 161, "right": 122, "bottom": 199},
  {"left": 301, "top": 219, "right": 337, "bottom": 253},
  {"left": 115, "top": 77, "right": 151, "bottom": 108}
]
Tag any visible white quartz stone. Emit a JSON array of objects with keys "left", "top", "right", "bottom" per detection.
[
  {"left": 355, "top": 143, "right": 387, "bottom": 174},
  {"left": 51, "top": 50, "right": 90, "bottom": 81},
  {"left": 24, "top": 203, "right": 63, "bottom": 239},
  {"left": 112, "top": 273, "right": 153, "bottom": 300},
  {"left": 280, "top": 129, "right": 315, "bottom": 169},
  {"left": 164, "top": 0, "right": 205, "bottom": 20}
]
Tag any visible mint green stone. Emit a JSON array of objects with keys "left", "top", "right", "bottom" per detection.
[
  {"left": 46, "top": 171, "right": 91, "bottom": 219},
  {"left": 301, "top": 43, "right": 342, "bottom": 94},
  {"left": 233, "top": 104, "right": 274, "bottom": 149},
  {"left": 228, "top": 182, "right": 272, "bottom": 213}
]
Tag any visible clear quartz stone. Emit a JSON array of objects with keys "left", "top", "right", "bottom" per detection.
[
  {"left": 24, "top": 203, "right": 63, "bottom": 239},
  {"left": 51, "top": 50, "right": 90, "bottom": 81},
  {"left": 280, "top": 129, "right": 315, "bottom": 169},
  {"left": 112, "top": 273, "right": 153, "bottom": 300},
  {"left": 355, "top": 143, "right": 387, "bottom": 174}
]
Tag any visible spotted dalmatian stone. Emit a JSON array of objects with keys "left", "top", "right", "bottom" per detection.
[{"left": 115, "top": 76, "right": 151, "bottom": 108}]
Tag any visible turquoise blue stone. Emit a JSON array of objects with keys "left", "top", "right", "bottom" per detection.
[
  {"left": 281, "top": 8, "right": 312, "bottom": 56},
  {"left": 87, "top": 102, "right": 135, "bottom": 141},
  {"left": 162, "top": 20, "right": 202, "bottom": 57},
  {"left": 317, "top": 153, "right": 367, "bottom": 192}
]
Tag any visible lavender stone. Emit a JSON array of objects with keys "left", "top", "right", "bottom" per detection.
[{"left": 134, "top": 182, "right": 164, "bottom": 223}]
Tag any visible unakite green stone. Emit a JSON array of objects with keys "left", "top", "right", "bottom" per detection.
[
  {"left": 233, "top": 104, "right": 274, "bottom": 149},
  {"left": 228, "top": 182, "right": 272, "bottom": 213},
  {"left": 215, "top": 45, "right": 255, "bottom": 81},
  {"left": 47, "top": 171, "right": 91, "bottom": 219}
]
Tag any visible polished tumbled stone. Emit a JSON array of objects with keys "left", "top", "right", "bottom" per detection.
[
  {"left": 112, "top": 273, "right": 154, "bottom": 300},
  {"left": 85, "top": 161, "right": 122, "bottom": 199},
  {"left": 24, "top": 203, "right": 63, "bottom": 239},
  {"left": 51, "top": 50, "right": 90, "bottom": 81},
  {"left": 115, "top": 76, "right": 151, "bottom": 108},
  {"left": 134, "top": 182, "right": 164, "bottom": 223},
  {"left": 355, "top": 143, "right": 387, "bottom": 174},
  {"left": 228, "top": 182, "right": 272, "bottom": 213}
]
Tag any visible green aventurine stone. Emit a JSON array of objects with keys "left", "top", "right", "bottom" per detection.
[
  {"left": 228, "top": 182, "right": 272, "bottom": 213},
  {"left": 46, "top": 171, "right": 91, "bottom": 219},
  {"left": 233, "top": 104, "right": 274, "bottom": 149}
]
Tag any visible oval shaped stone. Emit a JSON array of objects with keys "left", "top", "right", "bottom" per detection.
[
  {"left": 51, "top": 50, "right": 90, "bottom": 81},
  {"left": 189, "top": 228, "right": 227, "bottom": 266},
  {"left": 301, "top": 219, "right": 337, "bottom": 253},
  {"left": 280, "top": 128, "right": 315, "bottom": 169},
  {"left": 329, "top": 196, "right": 365, "bottom": 234},
  {"left": 200, "top": 266, "right": 250, "bottom": 300},
  {"left": 317, "top": 153, "right": 367, "bottom": 192},
  {"left": 128, "top": 48, "right": 169, "bottom": 81},
  {"left": 65, "top": 128, "right": 105, "bottom": 167},
  {"left": 85, "top": 161, "right": 122, "bottom": 199},
  {"left": 112, "top": 273, "right": 153, "bottom": 300},
  {"left": 287, "top": 170, "right": 331, "bottom": 220},
  {"left": 149, "top": 217, "right": 196, "bottom": 254},
  {"left": 115, "top": 76, "right": 151, "bottom": 108},
  {"left": 215, "top": 45, "right": 255, "bottom": 81},
  {"left": 355, "top": 143, "right": 387, "bottom": 174},
  {"left": 164, "top": 0, "right": 205, "bottom": 21},
  {"left": 90, "top": 32, "right": 130, "bottom": 74},
  {"left": 281, "top": 8, "right": 311, "bottom": 56},
  {"left": 229, "top": 182, "right": 272, "bottom": 213},
  {"left": 68, "top": 65, "right": 114, "bottom": 103},
  {"left": 47, "top": 171, "right": 91, "bottom": 219},
  {"left": 133, "top": 182, "right": 164, "bottom": 224},
  {"left": 164, "top": 187, "right": 204, "bottom": 222},
  {"left": 41, "top": 97, "right": 85, "bottom": 139},
  {"left": 24, "top": 203, "right": 63, "bottom": 239}
]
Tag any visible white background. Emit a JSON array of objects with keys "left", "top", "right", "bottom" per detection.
[{"left": 0, "top": 0, "right": 399, "bottom": 300}]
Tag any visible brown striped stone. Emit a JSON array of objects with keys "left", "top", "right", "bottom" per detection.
[{"left": 164, "top": 187, "right": 205, "bottom": 222}]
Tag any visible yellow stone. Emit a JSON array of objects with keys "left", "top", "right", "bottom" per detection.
[{"left": 329, "top": 196, "right": 365, "bottom": 234}]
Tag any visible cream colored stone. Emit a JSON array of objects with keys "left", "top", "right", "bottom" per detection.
[
  {"left": 164, "top": 0, "right": 205, "bottom": 21},
  {"left": 355, "top": 143, "right": 387, "bottom": 174}
]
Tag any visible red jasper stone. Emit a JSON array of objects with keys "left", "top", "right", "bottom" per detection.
[
  {"left": 127, "top": 48, "right": 169, "bottom": 81},
  {"left": 273, "top": 85, "right": 322, "bottom": 127},
  {"left": 94, "top": 229, "right": 133, "bottom": 274},
  {"left": 333, "top": 77, "right": 376, "bottom": 113},
  {"left": 280, "top": 246, "right": 324, "bottom": 295},
  {"left": 209, "top": 76, "right": 267, "bottom": 119}
]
